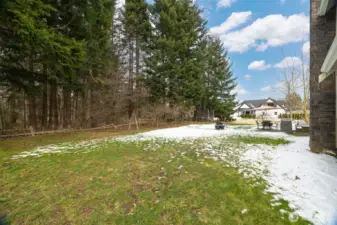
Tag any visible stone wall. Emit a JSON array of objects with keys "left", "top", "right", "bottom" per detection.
[{"left": 310, "top": 0, "right": 336, "bottom": 151}]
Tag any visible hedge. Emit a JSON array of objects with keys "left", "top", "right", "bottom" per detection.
[
  {"left": 279, "top": 113, "right": 305, "bottom": 120},
  {"left": 240, "top": 114, "right": 256, "bottom": 119}
]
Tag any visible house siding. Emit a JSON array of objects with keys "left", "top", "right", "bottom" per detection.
[
  {"left": 310, "top": 0, "right": 336, "bottom": 151},
  {"left": 255, "top": 108, "right": 286, "bottom": 119},
  {"left": 234, "top": 99, "right": 287, "bottom": 120}
]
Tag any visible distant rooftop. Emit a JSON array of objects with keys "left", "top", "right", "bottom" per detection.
[{"left": 240, "top": 98, "right": 287, "bottom": 109}]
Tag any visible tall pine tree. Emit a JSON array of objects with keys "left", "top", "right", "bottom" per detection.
[
  {"left": 0, "top": 0, "right": 85, "bottom": 129},
  {"left": 146, "top": 0, "right": 207, "bottom": 107},
  {"left": 203, "top": 36, "right": 237, "bottom": 119},
  {"left": 122, "top": 0, "right": 151, "bottom": 119}
]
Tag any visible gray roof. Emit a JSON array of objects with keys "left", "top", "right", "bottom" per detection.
[{"left": 240, "top": 98, "right": 287, "bottom": 109}]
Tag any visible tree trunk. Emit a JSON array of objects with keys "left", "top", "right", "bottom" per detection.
[
  {"left": 49, "top": 80, "right": 58, "bottom": 129},
  {"left": 73, "top": 92, "right": 78, "bottom": 127},
  {"left": 54, "top": 82, "right": 59, "bottom": 129},
  {"left": 135, "top": 38, "right": 140, "bottom": 90},
  {"left": 27, "top": 93, "right": 37, "bottom": 129},
  {"left": 82, "top": 86, "right": 91, "bottom": 128},
  {"left": 289, "top": 109, "right": 293, "bottom": 120},
  {"left": 87, "top": 89, "right": 91, "bottom": 127},
  {"left": 9, "top": 92, "right": 18, "bottom": 125},
  {"left": 23, "top": 92, "right": 27, "bottom": 129},
  {"left": 63, "top": 88, "right": 71, "bottom": 128},
  {"left": 28, "top": 51, "right": 37, "bottom": 129},
  {"left": 48, "top": 81, "right": 54, "bottom": 129},
  {"left": 90, "top": 86, "right": 97, "bottom": 128},
  {"left": 81, "top": 90, "right": 86, "bottom": 128},
  {"left": 135, "top": 38, "right": 141, "bottom": 118},
  {"left": 42, "top": 64, "right": 48, "bottom": 129},
  {"left": 0, "top": 100, "right": 4, "bottom": 133},
  {"left": 128, "top": 39, "right": 134, "bottom": 119},
  {"left": 303, "top": 96, "right": 309, "bottom": 123}
]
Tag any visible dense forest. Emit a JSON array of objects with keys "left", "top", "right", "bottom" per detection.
[{"left": 0, "top": 0, "right": 237, "bottom": 132}]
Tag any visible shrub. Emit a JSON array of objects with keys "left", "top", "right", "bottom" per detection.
[
  {"left": 279, "top": 113, "right": 305, "bottom": 120},
  {"left": 240, "top": 114, "right": 256, "bottom": 119}
]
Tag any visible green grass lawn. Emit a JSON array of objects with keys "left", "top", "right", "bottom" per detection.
[
  {"left": 0, "top": 126, "right": 180, "bottom": 160},
  {"left": 0, "top": 123, "right": 196, "bottom": 158},
  {"left": 229, "top": 136, "right": 290, "bottom": 146},
  {"left": 0, "top": 134, "right": 311, "bottom": 225}
]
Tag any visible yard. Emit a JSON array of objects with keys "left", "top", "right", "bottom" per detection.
[{"left": 1, "top": 125, "right": 337, "bottom": 225}]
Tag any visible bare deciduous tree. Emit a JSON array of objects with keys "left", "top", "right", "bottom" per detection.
[
  {"left": 300, "top": 46, "right": 310, "bottom": 123},
  {"left": 277, "top": 53, "right": 301, "bottom": 119}
]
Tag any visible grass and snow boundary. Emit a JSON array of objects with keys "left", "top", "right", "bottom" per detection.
[{"left": 9, "top": 124, "right": 337, "bottom": 225}]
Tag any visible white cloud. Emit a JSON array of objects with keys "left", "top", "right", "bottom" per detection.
[
  {"left": 244, "top": 74, "right": 252, "bottom": 80},
  {"left": 260, "top": 82, "right": 285, "bottom": 93},
  {"left": 302, "top": 41, "right": 310, "bottom": 57},
  {"left": 210, "top": 11, "right": 252, "bottom": 35},
  {"left": 211, "top": 13, "right": 309, "bottom": 53},
  {"left": 280, "top": 0, "right": 286, "bottom": 4},
  {"left": 274, "top": 56, "right": 302, "bottom": 68},
  {"left": 256, "top": 43, "right": 268, "bottom": 52},
  {"left": 260, "top": 85, "right": 272, "bottom": 92},
  {"left": 232, "top": 84, "right": 248, "bottom": 95},
  {"left": 248, "top": 60, "right": 271, "bottom": 70},
  {"left": 217, "top": 0, "right": 236, "bottom": 8}
]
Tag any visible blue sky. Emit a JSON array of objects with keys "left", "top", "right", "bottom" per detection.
[{"left": 197, "top": 0, "right": 310, "bottom": 101}]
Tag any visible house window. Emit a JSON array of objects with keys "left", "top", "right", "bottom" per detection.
[
  {"left": 274, "top": 112, "right": 278, "bottom": 115},
  {"left": 267, "top": 103, "right": 274, "bottom": 107}
]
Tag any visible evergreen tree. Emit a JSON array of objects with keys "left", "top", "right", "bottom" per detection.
[
  {"left": 122, "top": 0, "right": 151, "bottom": 118},
  {"left": 146, "top": 0, "right": 207, "bottom": 107},
  {"left": 0, "top": 0, "right": 85, "bottom": 129},
  {"left": 200, "top": 36, "right": 237, "bottom": 120},
  {"left": 46, "top": 0, "right": 115, "bottom": 127},
  {"left": 0, "top": 0, "right": 238, "bottom": 131}
]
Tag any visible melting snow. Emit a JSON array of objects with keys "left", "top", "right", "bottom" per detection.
[
  {"left": 139, "top": 124, "right": 337, "bottom": 225},
  {"left": 10, "top": 124, "right": 337, "bottom": 225}
]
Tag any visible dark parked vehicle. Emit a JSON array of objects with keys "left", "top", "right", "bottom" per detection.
[{"left": 215, "top": 121, "right": 225, "bottom": 130}]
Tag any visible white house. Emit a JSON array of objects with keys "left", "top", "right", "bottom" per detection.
[{"left": 234, "top": 98, "right": 288, "bottom": 120}]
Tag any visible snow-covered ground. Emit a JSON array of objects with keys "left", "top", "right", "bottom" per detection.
[{"left": 11, "top": 124, "right": 337, "bottom": 225}]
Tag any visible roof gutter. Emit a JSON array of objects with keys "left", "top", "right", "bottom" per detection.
[
  {"left": 319, "top": 36, "right": 337, "bottom": 82},
  {"left": 319, "top": 0, "right": 335, "bottom": 16},
  {"left": 319, "top": 0, "right": 337, "bottom": 83},
  {"left": 318, "top": 0, "right": 337, "bottom": 83}
]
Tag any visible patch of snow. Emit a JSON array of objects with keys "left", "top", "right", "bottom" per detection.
[
  {"left": 263, "top": 138, "right": 337, "bottom": 225},
  {"left": 141, "top": 124, "right": 270, "bottom": 139}
]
